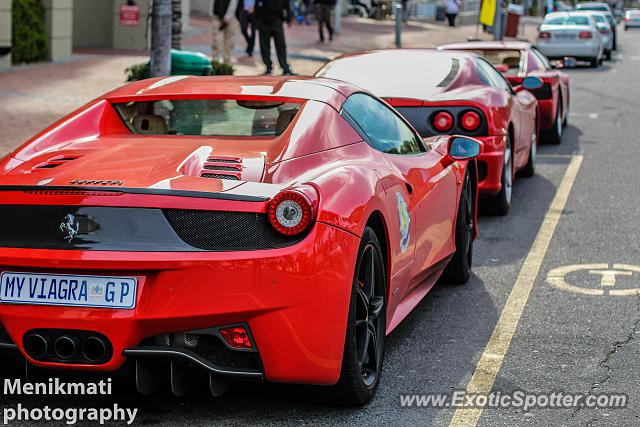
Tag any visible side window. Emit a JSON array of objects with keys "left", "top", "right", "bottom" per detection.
[
  {"left": 476, "top": 58, "right": 513, "bottom": 93},
  {"left": 530, "top": 47, "right": 552, "bottom": 71},
  {"left": 341, "top": 93, "right": 426, "bottom": 155}
]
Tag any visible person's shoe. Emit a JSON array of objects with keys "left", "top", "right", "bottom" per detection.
[
  {"left": 282, "top": 69, "right": 296, "bottom": 76},
  {"left": 319, "top": 33, "right": 325, "bottom": 43},
  {"left": 263, "top": 68, "right": 273, "bottom": 75},
  {"left": 329, "top": 31, "right": 334, "bottom": 41},
  {"left": 305, "top": 19, "right": 312, "bottom": 25},
  {"left": 297, "top": 15, "right": 303, "bottom": 24}
]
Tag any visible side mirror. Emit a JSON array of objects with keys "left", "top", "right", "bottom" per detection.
[
  {"left": 447, "top": 136, "right": 483, "bottom": 161},
  {"left": 514, "top": 76, "right": 543, "bottom": 93}
]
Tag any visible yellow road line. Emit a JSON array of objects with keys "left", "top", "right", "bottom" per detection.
[{"left": 449, "top": 155, "right": 584, "bottom": 427}]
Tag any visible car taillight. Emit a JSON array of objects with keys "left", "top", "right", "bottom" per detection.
[
  {"left": 432, "top": 111, "right": 454, "bottom": 132},
  {"left": 219, "top": 326, "right": 252, "bottom": 349},
  {"left": 460, "top": 111, "right": 481, "bottom": 132},
  {"left": 579, "top": 31, "right": 593, "bottom": 39},
  {"left": 539, "top": 31, "right": 551, "bottom": 39},
  {"left": 267, "top": 185, "right": 318, "bottom": 236}
]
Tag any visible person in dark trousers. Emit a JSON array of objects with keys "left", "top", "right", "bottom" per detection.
[
  {"left": 445, "top": 0, "right": 461, "bottom": 27},
  {"left": 240, "top": 0, "right": 257, "bottom": 56},
  {"left": 255, "top": 0, "right": 294, "bottom": 75},
  {"left": 315, "top": 0, "right": 335, "bottom": 42}
]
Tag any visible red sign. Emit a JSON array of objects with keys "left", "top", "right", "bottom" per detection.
[{"left": 120, "top": 5, "right": 140, "bottom": 26}]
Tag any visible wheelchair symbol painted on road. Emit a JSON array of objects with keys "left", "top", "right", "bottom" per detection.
[{"left": 547, "top": 263, "right": 640, "bottom": 296}]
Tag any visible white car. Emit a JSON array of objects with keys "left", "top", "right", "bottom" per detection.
[
  {"left": 537, "top": 12, "right": 605, "bottom": 68},
  {"left": 625, "top": 9, "right": 640, "bottom": 30},
  {"left": 584, "top": 11, "right": 614, "bottom": 59},
  {"left": 576, "top": 2, "right": 618, "bottom": 50}
]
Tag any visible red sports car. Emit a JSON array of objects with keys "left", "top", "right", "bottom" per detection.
[
  {"left": 316, "top": 49, "right": 541, "bottom": 215},
  {"left": 439, "top": 41, "right": 570, "bottom": 145},
  {"left": 0, "top": 76, "right": 481, "bottom": 405}
]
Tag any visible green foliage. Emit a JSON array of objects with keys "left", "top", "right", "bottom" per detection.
[
  {"left": 11, "top": 0, "right": 48, "bottom": 65},
  {"left": 211, "top": 60, "right": 234, "bottom": 75},
  {"left": 125, "top": 62, "right": 151, "bottom": 82}
]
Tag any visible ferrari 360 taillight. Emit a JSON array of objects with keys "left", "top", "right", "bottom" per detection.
[
  {"left": 432, "top": 111, "right": 454, "bottom": 132},
  {"left": 460, "top": 110, "right": 481, "bottom": 132},
  {"left": 268, "top": 185, "right": 318, "bottom": 236}
]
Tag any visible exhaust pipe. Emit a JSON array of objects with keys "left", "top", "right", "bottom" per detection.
[
  {"left": 24, "top": 333, "right": 49, "bottom": 358},
  {"left": 54, "top": 335, "right": 78, "bottom": 360},
  {"left": 82, "top": 336, "right": 107, "bottom": 362}
]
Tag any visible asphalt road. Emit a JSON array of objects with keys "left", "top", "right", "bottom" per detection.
[{"left": 2, "top": 29, "right": 640, "bottom": 427}]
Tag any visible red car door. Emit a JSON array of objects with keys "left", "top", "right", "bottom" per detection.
[{"left": 384, "top": 143, "right": 458, "bottom": 289}]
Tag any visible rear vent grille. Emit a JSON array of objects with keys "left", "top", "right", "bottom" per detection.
[
  {"left": 200, "top": 156, "right": 243, "bottom": 180},
  {"left": 163, "top": 209, "right": 307, "bottom": 250},
  {"left": 33, "top": 155, "right": 80, "bottom": 171}
]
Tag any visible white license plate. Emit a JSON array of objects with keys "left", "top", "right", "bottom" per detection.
[
  {"left": 0, "top": 272, "right": 137, "bottom": 309},
  {"left": 555, "top": 33, "right": 576, "bottom": 39}
]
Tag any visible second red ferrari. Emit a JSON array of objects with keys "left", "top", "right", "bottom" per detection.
[{"left": 317, "top": 49, "right": 542, "bottom": 215}]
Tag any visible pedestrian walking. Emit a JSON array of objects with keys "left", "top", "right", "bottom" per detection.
[
  {"left": 297, "top": 0, "right": 313, "bottom": 25},
  {"left": 255, "top": 0, "right": 294, "bottom": 75},
  {"left": 212, "top": 0, "right": 241, "bottom": 63},
  {"left": 240, "top": 0, "right": 257, "bottom": 56},
  {"left": 445, "top": 0, "right": 461, "bottom": 27},
  {"left": 315, "top": 0, "right": 336, "bottom": 42}
]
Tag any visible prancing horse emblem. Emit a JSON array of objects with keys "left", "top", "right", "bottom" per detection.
[{"left": 60, "top": 214, "right": 80, "bottom": 242}]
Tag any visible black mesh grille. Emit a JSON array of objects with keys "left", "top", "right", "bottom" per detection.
[
  {"left": 142, "top": 334, "right": 261, "bottom": 371},
  {"left": 201, "top": 173, "right": 240, "bottom": 180},
  {"left": 163, "top": 209, "right": 305, "bottom": 250},
  {"left": 203, "top": 165, "right": 241, "bottom": 171},
  {"left": 207, "top": 158, "right": 240, "bottom": 163},
  {"left": 529, "top": 84, "right": 553, "bottom": 100}
]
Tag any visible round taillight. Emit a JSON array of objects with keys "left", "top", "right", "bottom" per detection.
[
  {"left": 432, "top": 111, "right": 454, "bottom": 132},
  {"left": 267, "top": 186, "right": 318, "bottom": 236},
  {"left": 460, "top": 111, "right": 481, "bottom": 132}
]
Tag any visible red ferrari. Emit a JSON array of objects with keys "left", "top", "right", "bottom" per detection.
[
  {"left": 0, "top": 76, "right": 481, "bottom": 405},
  {"left": 439, "top": 41, "right": 570, "bottom": 145},
  {"left": 316, "top": 49, "right": 541, "bottom": 215}
]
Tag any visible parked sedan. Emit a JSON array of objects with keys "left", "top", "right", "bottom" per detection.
[
  {"left": 439, "top": 41, "right": 570, "bottom": 144},
  {"left": 584, "top": 11, "right": 614, "bottom": 59},
  {"left": 537, "top": 12, "right": 605, "bottom": 68},
  {"left": 0, "top": 75, "right": 482, "bottom": 405},
  {"left": 317, "top": 49, "right": 540, "bottom": 215},
  {"left": 576, "top": 2, "right": 618, "bottom": 49},
  {"left": 625, "top": 9, "right": 640, "bottom": 30}
]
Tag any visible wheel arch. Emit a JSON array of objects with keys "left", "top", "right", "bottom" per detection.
[{"left": 365, "top": 211, "right": 390, "bottom": 281}]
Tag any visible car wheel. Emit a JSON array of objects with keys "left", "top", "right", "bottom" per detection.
[
  {"left": 520, "top": 126, "right": 537, "bottom": 177},
  {"left": 590, "top": 57, "right": 599, "bottom": 68},
  {"left": 441, "top": 171, "right": 474, "bottom": 284},
  {"left": 332, "top": 226, "right": 386, "bottom": 406},
  {"left": 605, "top": 49, "right": 612, "bottom": 60},
  {"left": 562, "top": 97, "right": 569, "bottom": 127},
  {"left": 546, "top": 103, "right": 563, "bottom": 145},
  {"left": 483, "top": 135, "right": 512, "bottom": 216}
]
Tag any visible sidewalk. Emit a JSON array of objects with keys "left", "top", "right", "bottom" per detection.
[{"left": 0, "top": 15, "right": 540, "bottom": 154}]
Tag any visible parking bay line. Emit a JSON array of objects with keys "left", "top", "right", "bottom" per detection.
[{"left": 448, "top": 155, "right": 584, "bottom": 427}]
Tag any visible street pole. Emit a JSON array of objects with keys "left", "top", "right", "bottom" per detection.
[
  {"left": 395, "top": 2, "right": 402, "bottom": 47},
  {"left": 151, "top": 0, "right": 172, "bottom": 77},
  {"left": 334, "top": 0, "right": 342, "bottom": 34},
  {"left": 493, "top": 0, "right": 503, "bottom": 40}
]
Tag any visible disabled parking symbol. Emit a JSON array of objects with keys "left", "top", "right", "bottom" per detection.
[{"left": 547, "top": 263, "right": 640, "bottom": 296}]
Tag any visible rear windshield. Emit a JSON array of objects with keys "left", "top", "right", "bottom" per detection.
[
  {"left": 468, "top": 50, "right": 521, "bottom": 74},
  {"left": 544, "top": 16, "right": 591, "bottom": 25},
  {"left": 578, "top": 5, "right": 608, "bottom": 11},
  {"left": 114, "top": 99, "right": 302, "bottom": 136}
]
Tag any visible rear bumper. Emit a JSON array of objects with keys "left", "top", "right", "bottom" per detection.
[
  {"left": 538, "top": 42, "right": 600, "bottom": 59},
  {"left": 0, "top": 221, "right": 359, "bottom": 385},
  {"left": 476, "top": 135, "right": 507, "bottom": 197}
]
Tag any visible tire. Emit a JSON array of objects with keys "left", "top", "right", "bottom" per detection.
[
  {"left": 520, "top": 124, "right": 537, "bottom": 177},
  {"left": 331, "top": 227, "right": 386, "bottom": 406},
  {"left": 546, "top": 102, "right": 563, "bottom": 145},
  {"left": 483, "top": 135, "right": 512, "bottom": 216},
  {"left": 605, "top": 49, "right": 612, "bottom": 60},
  {"left": 562, "top": 96, "right": 568, "bottom": 127},
  {"left": 441, "top": 171, "right": 474, "bottom": 284},
  {"left": 589, "top": 56, "right": 599, "bottom": 68}
]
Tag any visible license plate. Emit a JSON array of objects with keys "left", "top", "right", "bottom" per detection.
[
  {"left": 0, "top": 272, "right": 137, "bottom": 309},
  {"left": 555, "top": 33, "right": 576, "bottom": 39}
]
